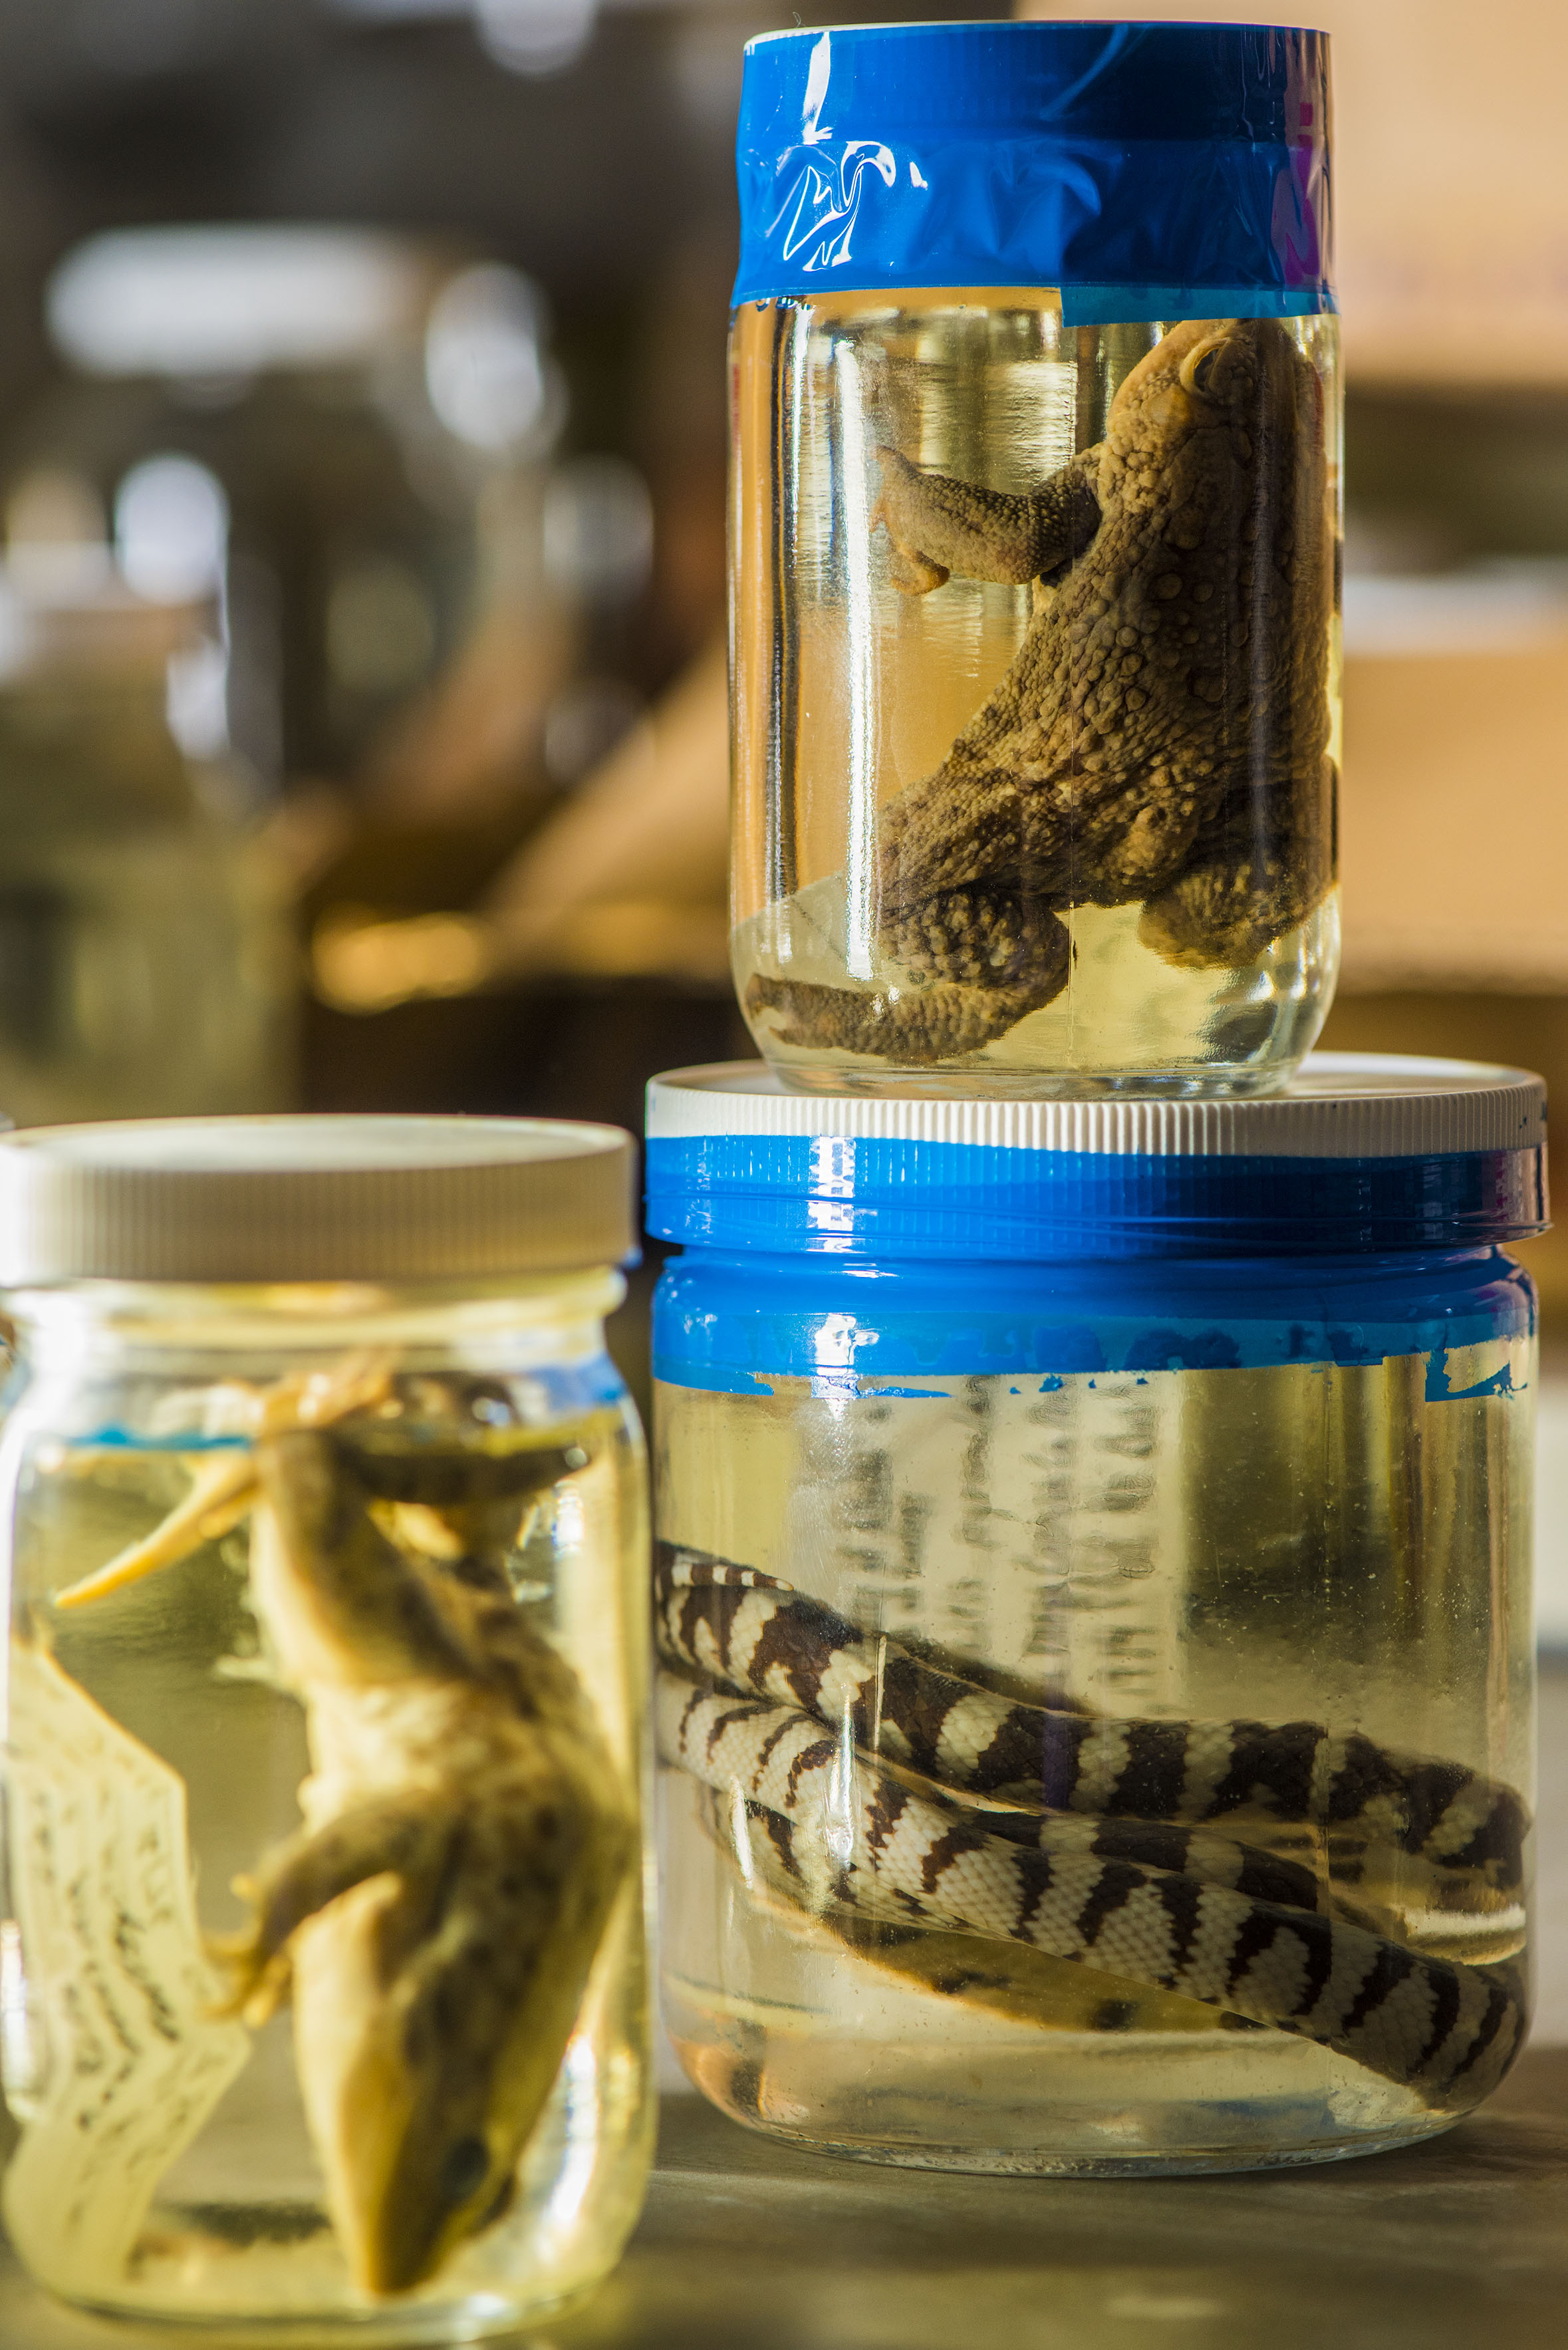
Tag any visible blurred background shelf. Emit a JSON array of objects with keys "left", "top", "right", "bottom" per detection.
[{"left": 0, "top": 9, "right": 1565, "bottom": 1612}]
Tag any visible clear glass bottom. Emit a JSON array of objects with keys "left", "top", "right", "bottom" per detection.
[
  {"left": 735, "top": 893, "right": 1338, "bottom": 1100},
  {"left": 668, "top": 2011, "right": 1457, "bottom": 2180}
]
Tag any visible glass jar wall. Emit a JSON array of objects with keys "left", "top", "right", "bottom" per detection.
[
  {"left": 730, "top": 294, "right": 1341, "bottom": 1096},
  {"left": 646, "top": 1059, "right": 1545, "bottom": 2175},
  {"left": 0, "top": 1119, "right": 652, "bottom": 2342}
]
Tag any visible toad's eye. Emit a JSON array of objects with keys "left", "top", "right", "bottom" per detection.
[
  {"left": 1180, "top": 341, "right": 1224, "bottom": 397},
  {"left": 440, "top": 2136, "right": 490, "bottom": 2205}
]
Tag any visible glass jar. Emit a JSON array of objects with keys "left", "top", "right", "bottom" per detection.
[
  {"left": 729, "top": 23, "right": 1340, "bottom": 1096},
  {"left": 646, "top": 1056, "right": 1545, "bottom": 2175},
  {"left": 24, "top": 225, "right": 571, "bottom": 802},
  {"left": 0, "top": 585, "right": 292, "bottom": 1125},
  {"left": 0, "top": 1117, "right": 652, "bottom": 2339}
]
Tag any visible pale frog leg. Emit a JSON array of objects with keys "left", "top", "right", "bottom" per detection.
[
  {"left": 54, "top": 1449, "right": 260, "bottom": 1611},
  {"left": 51, "top": 1352, "right": 396, "bottom": 1611}
]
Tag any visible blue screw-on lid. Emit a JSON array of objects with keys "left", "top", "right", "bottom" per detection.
[
  {"left": 733, "top": 20, "right": 1333, "bottom": 325},
  {"left": 644, "top": 1056, "right": 1549, "bottom": 1262}
]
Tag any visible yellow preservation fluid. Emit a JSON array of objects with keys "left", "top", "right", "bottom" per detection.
[{"left": 0, "top": 1116, "right": 653, "bottom": 2343}]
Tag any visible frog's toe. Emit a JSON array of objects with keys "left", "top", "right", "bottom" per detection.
[
  {"left": 213, "top": 1797, "right": 454, "bottom": 2024},
  {"left": 887, "top": 542, "right": 951, "bottom": 596}
]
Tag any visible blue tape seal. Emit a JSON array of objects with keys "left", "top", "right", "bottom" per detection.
[
  {"left": 644, "top": 1136, "right": 1549, "bottom": 1264},
  {"left": 733, "top": 21, "right": 1333, "bottom": 321},
  {"left": 651, "top": 1249, "right": 1539, "bottom": 1392}
]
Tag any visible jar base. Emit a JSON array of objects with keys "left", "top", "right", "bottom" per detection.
[
  {"left": 765, "top": 1057, "right": 1303, "bottom": 1102},
  {"left": 668, "top": 2000, "right": 1476, "bottom": 2182},
  {"left": 54, "top": 2283, "right": 598, "bottom": 2349},
  {"left": 690, "top": 2093, "right": 1461, "bottom": 2180}
]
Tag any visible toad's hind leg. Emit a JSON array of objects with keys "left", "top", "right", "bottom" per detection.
[
  {"left": 874, "top": 446, "right": 1101, "bottom": 596},
  {"left": 746, "top": 959, "right": 1066, "bottom": 1066},
  {"left": 212, "top": 1790, "right": 455, "bottom": 2021}
]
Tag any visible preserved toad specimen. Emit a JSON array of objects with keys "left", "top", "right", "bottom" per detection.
[
  {"left": 735, "top": 309, "right": 1338, "bottom": 1085},
  {"left": 13, "top": 1360, "right": 635, "bottom": 2309}
]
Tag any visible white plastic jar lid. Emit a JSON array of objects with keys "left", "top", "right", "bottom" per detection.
[
  {"left": 0, "top": 1115, "right": 635, "bottom": 1286},
  {"left": 646, "top": 1054, "right": 1546, "bottom": 1158}
]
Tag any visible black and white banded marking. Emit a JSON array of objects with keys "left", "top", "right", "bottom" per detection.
[
  {"left": 657, "top": 1673, "right": 1523, "bottom": 2105},
  {"left": 655, "top": 1543, "right": 1527, "bottom": 1891}
]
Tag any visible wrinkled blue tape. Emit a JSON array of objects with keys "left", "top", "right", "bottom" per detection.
[
  {"left": 733, "top": 23, "right": 1333, "bottom": 320},
  {"left": 652, "top": 1249, "right": 1537, "bottom": 1392},
  {"left": 644, "top": 1139, "right": 1549, "bottom": 1263}
]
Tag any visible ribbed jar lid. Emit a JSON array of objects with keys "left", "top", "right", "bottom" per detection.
[
  {"left": 0, "top": 1115, "right": 635, "bottom": 1286},
  {"left": 644, "top": 1057, "right": 1549, "bottom": 1261}
]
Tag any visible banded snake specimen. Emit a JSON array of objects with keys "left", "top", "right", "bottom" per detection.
[{"left": 655, "top": 1543, "right": 1528, "bottom": 2110}]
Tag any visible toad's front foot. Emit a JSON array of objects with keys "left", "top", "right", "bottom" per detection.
[{"left": 872, "top": 445, "right": 1102, "bottom": 597}]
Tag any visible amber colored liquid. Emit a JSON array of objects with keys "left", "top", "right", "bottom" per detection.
[{"left": 2, "top": 1391, "right": 652, "bottom": 2341}]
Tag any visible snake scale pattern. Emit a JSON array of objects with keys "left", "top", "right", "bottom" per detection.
[{"left": 654, "top": 1542, "right": 1528, "bottom": 2107}]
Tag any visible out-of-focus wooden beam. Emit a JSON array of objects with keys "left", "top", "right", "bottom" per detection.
[
  {"left": 1339, "top": 639, "right": 1568, "bottom": 990},
  {"left": 1020, "top": 1, "right": 1568, "bottom": 387}
]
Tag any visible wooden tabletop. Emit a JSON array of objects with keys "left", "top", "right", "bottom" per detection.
[
  {"left": 3, "top": 2064, "right": 1565, "bottom": 2350},
  {"left": 6, "top": 1664, "right": 1566, "bottom": 2350}
]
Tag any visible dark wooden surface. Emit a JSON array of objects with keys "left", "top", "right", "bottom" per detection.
[{"left": 3, "top": 2063, "right": 1565, "bottom": 2350}]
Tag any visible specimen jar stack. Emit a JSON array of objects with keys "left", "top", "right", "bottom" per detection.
[
  {"left": 649, "top": 22, "right": 1549, "bottom": 2178},
  {"left": 729, "top": 21, "right": 1341, "bottom": 1099}
]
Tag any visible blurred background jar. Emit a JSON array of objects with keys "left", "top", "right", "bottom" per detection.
[
  {"left": 0, "top": 567, "right": 291, "bottom": 1123},
  {"left": 10, "top": 225, "right": 583, "bottom": 854},
  {"left": 0, "top": 217, "right": 692, "bottom": 1128}
]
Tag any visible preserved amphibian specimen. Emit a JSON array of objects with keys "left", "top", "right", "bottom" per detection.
[
  {"left": 747, "top": 316, "right": 1334, "bottom": 1064},
  {"left": 655, "top": 1547, "right": 1524, "bottom": 2105},
  {"left": 53, "top": 1361, "right": 634, "bottom": 2298}
]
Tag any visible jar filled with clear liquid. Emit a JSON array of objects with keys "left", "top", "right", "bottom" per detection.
[
  {"left": 646, "top": 1057, "right": 1545, "bottom": 2174},
  {"left": 728, "top": 23, "right": 1340, "bottom": 1096},
  {"left": 0, "top": 1117, "right": 652, "bottom": 2341}
]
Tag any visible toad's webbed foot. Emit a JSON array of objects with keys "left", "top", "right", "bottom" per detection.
[
  {"left": 1139, "top": 762, "right": 1337, "bottom": 968},
  {"left": 746, "top": 963, "right": 1065, "bottom": 1067},
  {"left": 874, "top": 446, "right": 1101, "bottom": 596},
  {"left": 1140, "top": 855, "right": 1313, "bottom": 968},
  {"left": 890, "top": 889, "right": 1069, "bottom": 994},
  {"left": 747, "top": 889, "right": 1069, "bottom": 1060}
]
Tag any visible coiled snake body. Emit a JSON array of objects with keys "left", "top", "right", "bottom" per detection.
[{"left": 655, "top": 1544, "right": 1528, "bottom": 2108}]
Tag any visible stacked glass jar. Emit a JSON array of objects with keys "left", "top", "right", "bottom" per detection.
[
  {"left": 729, "top": 21, "right": 1340, "bottom": 1100},
  {"left": 651, "top": 22, "right": 1547, "bottom": 2178}
]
